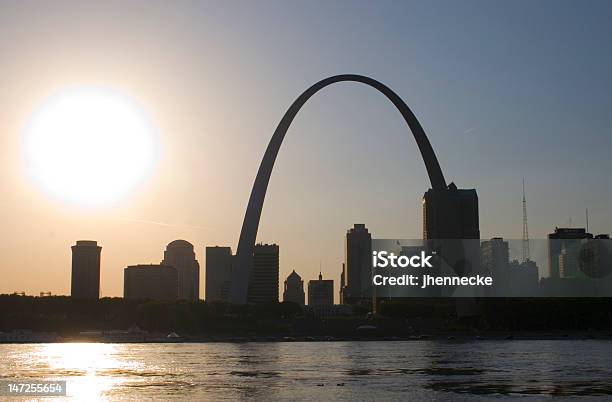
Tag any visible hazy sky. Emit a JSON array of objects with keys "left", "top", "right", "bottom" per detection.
[{"left": 1, "top": 1, "right": 611, "bottom": 300}]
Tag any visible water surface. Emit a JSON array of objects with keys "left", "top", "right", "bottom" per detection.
[{"left": 1, "top": 341, "right": 612, "bottom": 400}]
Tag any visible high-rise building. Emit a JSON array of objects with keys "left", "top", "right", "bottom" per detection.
[
  {"left": 124, "top": 264, "right": 178, "bottom": 300},
  {"left": 283, "top": 270, "right": 305, "bottom": 305},
  {"left": 308, "top": 272, "right": 334, "bottom": 306},
  {"left": 70, "top": 240, "right": 101, "bottom": 299},
  {"left": 580, "top": 234, "right": 612, "bottom": 279},
  {"left": 341, "top": 224, "right": 372, "bottom": 304},
  {"left": 161, "top": 240, "right": 200, "bottom": 300},
  {"left": 422, "top": 183, "right": 479, "bottom": 239},
  {"left": 247, "top": 243, "right": 279, "bottom": 304},
  {"left": 205, "top": 246, "right": 233, "bottom": 302},
  {"left": 508, "top": 259, "right": 539, "bottom": 296},
  {"left": 480, "top": 237, "right": 540, "bottom": 295},
  {"left": 480, "top": 237, "right": 512, "bottom": 295},
  {"left": 548, "top": 228, "right": 593, "bottom": 278},
  {"left": 480, "top": 237, "right": 509, "bottom": 276}
]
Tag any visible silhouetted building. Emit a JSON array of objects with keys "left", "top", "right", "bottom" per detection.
[
  {"left": 480, "top": 237, "right": 539, "bottom": 295},
  {"left": 162, "top": 240, "right": 200, "bottom": 300},
  {"left": 308, "top": 273, "right": 334, "bottom": 306},
  {"left": 577, "top": 234, "right": 612, "bottom": 279},
  {"left": 205, "top": 246, "right": 233, "bottom": 302},
  {"left": 548, "top": 228, "right": 593, "bottom": 278},
  {"left": 124, "top": 264, "right": 178, "bottom": 300},
  {"left": 341, "top": 224, "right": 372, "bottom": 304},
  {"left": 481, "top": 237, "right": 509, "bottom": 276},
  {"left": 508, "top": 259, "right": 539, "bottom": 295},
  {"left": 422, "top": 183, "right": 479, "bottom": 239},
  {"left": 71, "top": 240, "right": 101, "bottom": 299},
  {"left": 283, "top": 270, "right": 305, "bottom": 305},
  {"left": 247, "top": 243, "right": 279, "bottom": 304}
]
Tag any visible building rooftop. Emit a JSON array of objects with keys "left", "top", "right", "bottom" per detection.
[
  {"left": 75, "top": 240, "right": 99, "bottom": 247},
  {"left": 167, "top": 239, "right": 194, "bottom": 249}
]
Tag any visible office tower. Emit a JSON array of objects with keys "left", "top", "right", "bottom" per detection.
[
  {"left": 580, "top": 234, "right": 612, "bottom": 279},
  {"left": 161, "top": 240, "right": 200, "bottom": 300},
  {"left": 508, "top": 259, "right": 540, "bottom": 296},
  {"left": 422, "top": 183, "right": 480, "bottom": 239},
  {"left": 124, "top": 264, "right": 178, "bottom": 300},
  {"left": 341, "top": 224, "right": 372, "bottom": 303},
  {"left": 548, "top": 228, "right": 593, "bottom": 278},
  {"left": 205, "top": 246, "right": 233, "bottom": 302},
  {"left": 481, "top": 237, "right": 517, "bottom": 295},
  {"left": 70, "top": 240, "right": 101, "bottom": 299},
  {"left": 247, "top": 243, "right": 279, "bottom": 304},
  {"left": 283, "top": 270, "right": 305, "bottom": 305},
  {"left": 480, "top": 237, "right": 509, "bottom": 276},
  {"left": 480, "top": 237, "right": 539, "bottom": 295},
  {"left": 308, "top": 272, "right": 334, "bottom": 306}
]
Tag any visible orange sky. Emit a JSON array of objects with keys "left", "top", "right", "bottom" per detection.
[{"left": 2, "top": 2, "right": 611, "bottom": 302}]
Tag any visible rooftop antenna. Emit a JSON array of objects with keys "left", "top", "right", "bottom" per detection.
[{"left": 522, "top": 178, "right": 530, "bottom": 262}]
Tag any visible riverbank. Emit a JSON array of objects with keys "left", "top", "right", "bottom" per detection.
[{"left": 3, "top": 330, "right": 612, "bottom": 344}]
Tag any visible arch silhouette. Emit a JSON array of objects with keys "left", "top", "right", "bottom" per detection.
[{"left": 230, "top": 74, "right": 447, "bottom": 304}]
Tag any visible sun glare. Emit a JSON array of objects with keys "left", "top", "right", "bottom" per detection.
[{"left": 24, "top": 87, "right": 158, "bottom": 206}]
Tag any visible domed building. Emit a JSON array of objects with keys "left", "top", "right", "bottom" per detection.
[
  {"left": 283, "top": 270, "right": 305, "bottom": 306},
  {"left": 162, "top": 240, "right": 200, "bottom": 300}
]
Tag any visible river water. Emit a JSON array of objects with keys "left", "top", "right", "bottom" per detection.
[{"left": 1, "top": 341, "right": 612, "bottom": 400}]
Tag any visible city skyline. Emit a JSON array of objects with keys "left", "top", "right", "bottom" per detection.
[
  {"left": 2, "top": 1, "right": 612, "bottom": 298},
  {"left": 18, "top": 220, "right": 610, "bottom": 301}
]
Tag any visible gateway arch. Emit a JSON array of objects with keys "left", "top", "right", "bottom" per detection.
[{"left": 230, "top": 74, "right": 448, "bottom": 304}]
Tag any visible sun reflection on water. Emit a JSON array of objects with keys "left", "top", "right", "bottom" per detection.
[{"left": 39, "top": 343, "right": 128, "bottom": 401}]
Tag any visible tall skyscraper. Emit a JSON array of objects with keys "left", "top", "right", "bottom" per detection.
[
  {"left": 422, "top": 183, "right": 480, "bottom": 239},
  {"left": 161, "top": 240, "right": 200, "bottom": 300},
  {"left": 247, "top": 243, "right": 279, "bottom": 304},
  {"left": 308, "top": 272, "right": 334, "bottom": 306},
  {"left": 205, "top": 246, "right": 233, "bottom": 302},
  {"left": 70, "top": 240, "right": 101, "bottom": 299},
  {"left": 341, "top": 224, "right": 372, "bottom": 304},
  {"left": 283, "top": 270, "right": 305, "bottom": 305},
  {"left": 548, "top": 228, "right": 593, "bottom": 278},
  {"left": 124, "top": 264, "right": 178, "bottom": 300}
]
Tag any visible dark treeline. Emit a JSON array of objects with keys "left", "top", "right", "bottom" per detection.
[
  {"left": 0, "top": 295, "right": 302, "bottom": 335},
  {"left": 379, "top": 298, "right": 612, "bottom": 331},
  {"left": 1, "top": 295, "right": 611, "bottom": 336}
]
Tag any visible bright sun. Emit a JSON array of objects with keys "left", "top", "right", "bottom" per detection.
[{"left": 24, "top": 87, "right": 158, "bottom": 206}]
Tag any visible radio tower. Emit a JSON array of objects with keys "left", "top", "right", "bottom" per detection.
[{"left": 522, "top": 178, "right": 530, "bottom": 262}]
